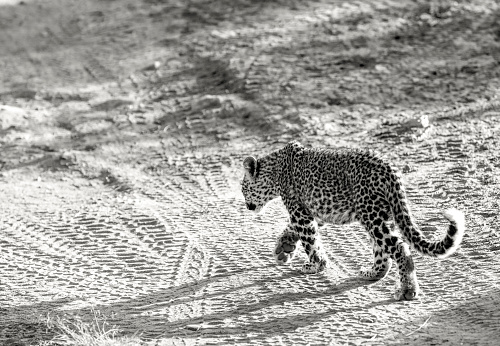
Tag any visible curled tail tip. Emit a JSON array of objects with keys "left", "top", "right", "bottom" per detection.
[
  {"left": 440, "top": 208, "right": 465, "bottom": 258},
  {"left": 443, "top": 208, "right": 465, "bottom": 230}
]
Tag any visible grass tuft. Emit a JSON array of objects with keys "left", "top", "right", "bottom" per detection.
[{"left": 44, "top": 309, "right": 142, "bottom": 346}]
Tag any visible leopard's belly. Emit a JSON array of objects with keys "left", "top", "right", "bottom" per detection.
[
  {"left": 314, "top": 208, "right": 358, "bottom": 225},
  {"left": 304, "top": 195, "right": 357, "bottom": 225}
]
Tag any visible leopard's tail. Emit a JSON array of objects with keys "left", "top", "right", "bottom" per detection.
[{"left": 390, "top": 176, "right": 465, "bottom": 259}]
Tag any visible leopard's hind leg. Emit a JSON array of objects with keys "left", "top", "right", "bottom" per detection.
[
  {"left": 359, "top": 238, "right": 393, "bottom": 281},
  {"left": 359, "top": 200, "right": 393, "bottom": 281},
  {"left": 359, "top": 213, "right": 420, "bottom": 300}
]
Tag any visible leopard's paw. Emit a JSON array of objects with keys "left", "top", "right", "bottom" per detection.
[
  {"left": 359, "top": 266, "right": 384, "bottom": 281},
  {"left": 394, "top": 276, "right": 421, "bottom": 301},
  {"left": 300, "top": 259, "right": 327, "bottom": 274},
  {"left": 274, "top": 231, "right": 299, "bottom": 265},
  {"left": 300, "top": 263, "right": 318, "bottom": 274}
]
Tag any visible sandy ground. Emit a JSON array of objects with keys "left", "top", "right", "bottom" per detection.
[{"left": 1, "top": 0, "right": 500, "bottom": 345}]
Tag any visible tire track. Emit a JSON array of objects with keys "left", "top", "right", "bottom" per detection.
[
  {"left": 122, "top": 140, "right": 499, "bottom": 344},
  {"left": 1, "top": 118, "right": 499, "bottom": 345}
]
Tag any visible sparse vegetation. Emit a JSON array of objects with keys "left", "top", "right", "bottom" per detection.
[{"left": 42, "top": 310, "right": 142, "bottom": 346}]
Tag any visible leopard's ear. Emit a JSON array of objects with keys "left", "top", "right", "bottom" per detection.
[
  {"left": 243, "top": 156, "right": 257, "bottom": 177},
  {"left": 286, "top": 140, "right": 304, "bottom": 150}
]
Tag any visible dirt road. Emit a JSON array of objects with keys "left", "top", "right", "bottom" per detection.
[{"left": 1, "top": 0, "right": 500, "bottom": 345}]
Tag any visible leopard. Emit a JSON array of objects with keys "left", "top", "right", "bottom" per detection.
[{"left": 241, "top": 140, "right": 465, "bottom": 300}]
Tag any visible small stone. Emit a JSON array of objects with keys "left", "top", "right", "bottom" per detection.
[
  {"left": 375, "top": 64, "right": 390, "bottom": 74},
  {"left": 186, "top": 324, "right": 202, "bottom": 331},
  {"left": 402, "top": 164, "right": 416, "bottom": 173},
  {"left": 420, "top": 115, "right": 430, "bottom": 128},
  {"left": 478, "top": 143, "right": 489, "bottom": 151}
]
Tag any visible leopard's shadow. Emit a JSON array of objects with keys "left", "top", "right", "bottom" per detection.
[
  {"left": 119, "top": 272, "right": 392, "bottom": 338},
  {"left": 0, "top": 266, "right": 396, "bottom": 343}
]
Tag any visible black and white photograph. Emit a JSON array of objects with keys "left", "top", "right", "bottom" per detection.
[{"left": 0, "top": 0, "right": 499, "bottom": 345}]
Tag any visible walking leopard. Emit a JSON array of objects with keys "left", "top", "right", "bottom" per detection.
[{"left": 241, "top": 141, "right": 465, "bottom": 300}]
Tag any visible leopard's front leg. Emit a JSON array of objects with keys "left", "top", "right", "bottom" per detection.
[{"left": 290, "top": 210, "right": 329, "bottom": 274}]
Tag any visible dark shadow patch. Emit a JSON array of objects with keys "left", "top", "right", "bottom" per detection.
[
  {"left": 92, "top": 99, "right": 133, "bottom": 112},
  {"left": 0, "top": 152, "right": 74, "bottom": 173},
  {"left": 334, "top": 54, "right": 377, "bottom": 69},
  {"left": 42, "top": 92, "right": 91, "bottom": 107},
  {"left": 56, "top": 119, "right": 75, "bottom": 132},
  {"left": 144, "top": 0, "right": 300, "bottom": 28},
  {"left": 98, "top": 169, "right": 133, "bottom": 193},
  {"left": 194, "top": 58, "right": 245, "bottom": 95},
  {"left": 0, "top": 320, "right": 58, "bottom": 346},
  {"left": 0, "top": 89, "right": 37, "bottom": 100},
  {"left": 391, "top": 290, "right": 500, "bottom": 345}
]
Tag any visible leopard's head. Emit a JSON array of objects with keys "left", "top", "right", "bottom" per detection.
[{"left": 241, "top": 155, "right": 279, "bottom": 213}]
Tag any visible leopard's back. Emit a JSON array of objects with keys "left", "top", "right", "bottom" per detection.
[{"left": 290, "top": 148, "right": 394, "bottom": 225}]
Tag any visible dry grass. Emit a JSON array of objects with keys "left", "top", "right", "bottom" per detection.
[{"left": 42, "top": 309, "right": 143, "bottom": 346}]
